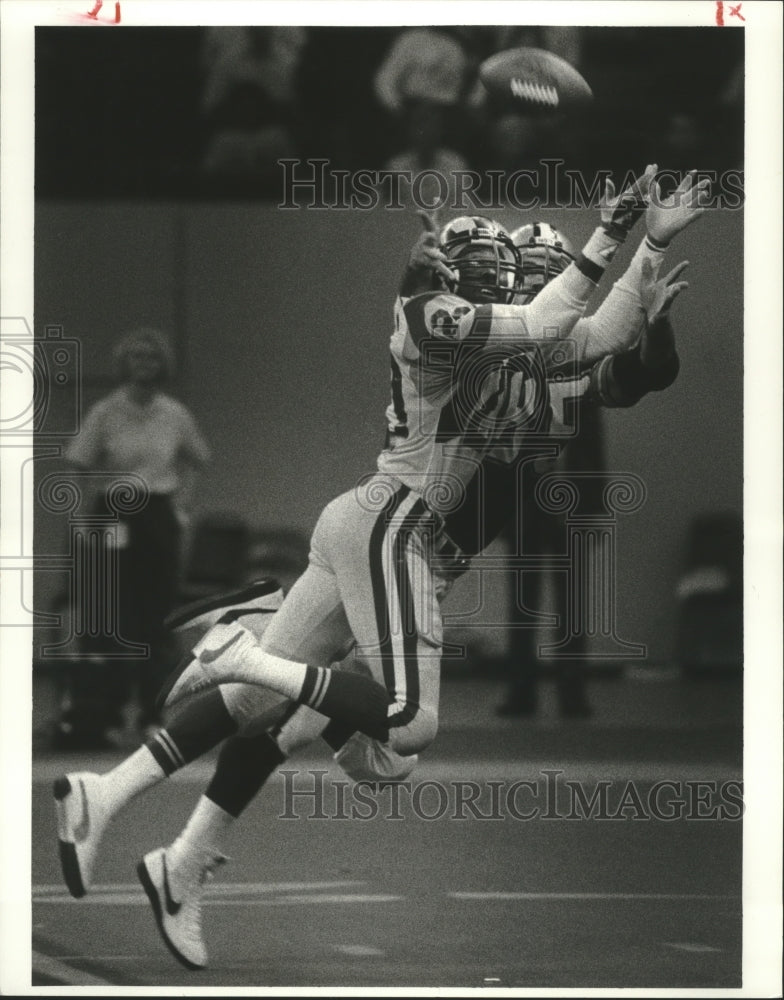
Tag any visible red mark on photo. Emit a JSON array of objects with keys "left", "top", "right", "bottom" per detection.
[{"left": 716, "top": 1, "right": 745, "bottom": 25}]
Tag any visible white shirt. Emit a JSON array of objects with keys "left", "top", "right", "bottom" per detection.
[{"left": 66, "top": 387, "right": 210, "bottom": 496}]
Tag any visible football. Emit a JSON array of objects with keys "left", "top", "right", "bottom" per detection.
[{"left": 478, "top": 47, "right": 594, "bottom": 112}]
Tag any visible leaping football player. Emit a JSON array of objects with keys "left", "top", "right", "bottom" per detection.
[
  {"left": 54, "top": 168, "right": 707, "bottom": 969},
  {"left": 155, "top": 165, "right": 708, "bottom": 744},
  {"left": 155, "top": 165, "right": 669, "bottom": 743}
]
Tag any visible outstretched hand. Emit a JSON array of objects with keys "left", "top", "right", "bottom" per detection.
[
  {"left": 600, "top": 163, "right": 658, "bottom": 241},
  {"left": 409, "top": 209, "right": 456, "bottom": 284},
  {"left": 639, "top": 258, "right": 689, "bottom": 367},
  {"left": 646, "top": 171, "right": 711, "bottom": 246},
  {"left": 640, "top": 258, "right": 690, "bottom": 323}
]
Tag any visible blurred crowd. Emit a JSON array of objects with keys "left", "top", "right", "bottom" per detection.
[{"left": 36, "top": 25, "right": 744, "bottom": 199}]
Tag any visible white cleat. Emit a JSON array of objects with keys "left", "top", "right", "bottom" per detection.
[
  {"left": 159, "top": 621, "right": 262, "bottom": 709},
  {"left": 137, "top": 846, "right": 226, "bottom": 970},
  {"left": 53, "top": 772, "right": 111, "bottom": 897}
]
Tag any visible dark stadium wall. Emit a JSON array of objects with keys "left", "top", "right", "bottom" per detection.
[{"left": 34, "top": 202, "right": 743, "bottom": 663}]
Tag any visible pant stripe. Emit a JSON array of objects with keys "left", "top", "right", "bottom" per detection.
[
  {"left": 368, "top": 486, "right": 410, "bottom": 695},
  {"left": 389, "top": 522, "right": 422, "bottom": 728},
  {"left": 369, "top": 491, "right": 428, "bottom": 730},
  {"left": 379, "top": 494, "right": 423, "bottom": 709}
]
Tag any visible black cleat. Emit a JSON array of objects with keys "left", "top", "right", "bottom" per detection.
[{"left": 164, "top": 578, "right": 282, "bottom": 633}]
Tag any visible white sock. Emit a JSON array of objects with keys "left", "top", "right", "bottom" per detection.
[
  {"left": 215, "top": 634, "right": 309, "bottom": 699},
  {"left": 250, "top": 648, "right": 309, "bottom": 699},
  {"left": 99, "top": 745, "right": 165, "bottom": 817},
  {"left": 169, "top": 795, "right": 235, "bottom": 866},
  {"left": 198, "top": 624, "right": 309, "bottom": 698}
]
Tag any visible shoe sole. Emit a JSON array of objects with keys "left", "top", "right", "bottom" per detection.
[
  {"left": 53, "top": 776, "right": 86, "bottom": 899},
  {"left": 136, "top": 857, "right": 204, "bottom": 971},
  {"left": 164, "top": 578, "right": 280, "bottom": 632}
]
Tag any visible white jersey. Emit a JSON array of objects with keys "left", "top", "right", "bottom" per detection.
[
  {"left": 376, "top": 256, "right": 599, "bottom": 497},
  {"left": 377, "top": 235, "right": 662, "bottom": 507}
]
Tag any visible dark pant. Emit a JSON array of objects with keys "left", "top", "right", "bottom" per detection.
[
  {"left": 70, "top": 493, "right": 182, "bottom": 734},
  {"left": 503, "top": 408, "right": 605, "bottom": 717},
  {"left": 504, "top": 482, "right": 590, "bottom": 717}
]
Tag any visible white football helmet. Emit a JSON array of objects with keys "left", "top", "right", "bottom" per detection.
[
  {"left": 509, "top": 222, "right": 576, "bottom": 303},
  {"left": 439, "top": 216, "right": 520, "bottom": 305}
]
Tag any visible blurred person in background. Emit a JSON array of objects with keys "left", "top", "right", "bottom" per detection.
[
  {"left": 374, "top": 26, "right": 471, "bottom": 118},
  {"left": 496, "top": 223, "right": 597, "bottom": 718},
  {"left": 491, "top": 26, "right": 583, "bottom": 69},
  {"left": 375, "top": 26, "right": 473, "bottom": 189},
  {"left": 476, "top": 110, "right": 585, "bottom": 204},
  {"left": 383, "top": 101, "right": 469, "bottom": 209},
  {"left": 55, "top": 328, "right": 210, "bottom": 748},
  {"left": 497, "top": 405, "right": 603, "bottom": 718},
  {"left": 200, "top": 27, "right": 307, "bottom": 193}
]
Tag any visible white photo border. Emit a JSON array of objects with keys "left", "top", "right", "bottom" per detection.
[{"left": 1, "top": 1, "right": 781, "bottom": 995}]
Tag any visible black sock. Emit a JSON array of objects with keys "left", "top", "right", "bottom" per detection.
[
  {"left": 147, "top": 688, "right": 237, "bottom": 776},
  {"left": 206, "top": 732, "right": 286, "bottom": 818},
  {"left": 300, "top": 667, "right": 390, "bottom": 742},
  {"left": 322, "top": 720, "right": 356, "bottom": 752}
]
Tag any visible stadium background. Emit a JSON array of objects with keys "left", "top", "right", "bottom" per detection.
[
  {"left": 34, "top": 201, "right": 742, "bottom": 665},
  {"left": 33, "top": 25, "right": 743, "bottom": 667}
]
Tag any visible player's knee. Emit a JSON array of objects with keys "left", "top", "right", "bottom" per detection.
[{"left": 388, "top": 707, "right": 438, "bottom": 757}]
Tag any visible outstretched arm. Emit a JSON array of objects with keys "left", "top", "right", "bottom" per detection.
[
  {"left": 444, "top": 261, "right": 690, "bottom": 558},
  {"left": 520, "top": 164, "right": 659, "bottom": 342},
  {"left": 571, "top": 171, "right": 710, "bottom": 364},
  {"left": 398, "top": 209, "right": 456, "bottom": 297},
  {"left": 587, "top": 259, "right": 689, "bottom": 407},
  {"left": 399, "top": 165, "right": 657, "bottom": 317}
]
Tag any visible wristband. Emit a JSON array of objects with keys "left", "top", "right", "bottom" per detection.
[
  {"left": 602, "top": 186, "right": 647, "bottom": 241},
  {"left": 577, "top": 227, "right": 623, "bottom": 281},
  {"left": 645, "top": 234, "right": 670, "bottom": 252}
]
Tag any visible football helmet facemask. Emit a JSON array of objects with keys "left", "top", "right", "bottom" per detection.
[
  {"left": 438, "top": 216, "right": 520, "bottom": 305},
  {"left": 509, "top": 222, "right": 576, "bottom": 303}
]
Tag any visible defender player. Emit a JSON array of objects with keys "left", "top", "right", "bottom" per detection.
[{"left": 54, "top": 169, "right": 706, "bottom": 969}]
